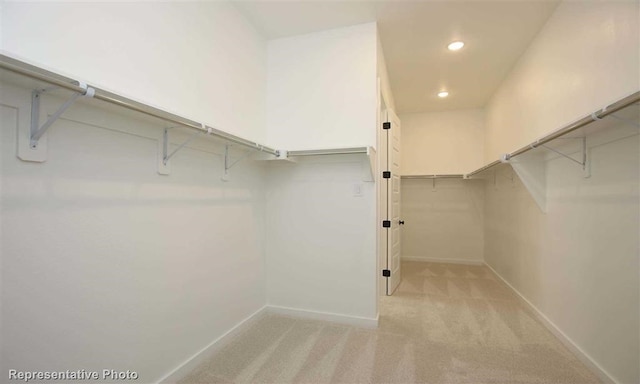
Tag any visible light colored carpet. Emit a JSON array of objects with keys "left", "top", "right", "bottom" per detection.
[{"left": 178, "top": 261, "right": 600, "bottom": 384}]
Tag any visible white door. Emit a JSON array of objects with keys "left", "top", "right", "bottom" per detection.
[{"left": 385, "top": 109, "right": 402, "bottom": 295}]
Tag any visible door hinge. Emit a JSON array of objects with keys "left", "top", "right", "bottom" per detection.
[
  {"left": 382, "top": 269, "right": 391, "bottom": 277},
  {"left": 383, "top": 122, "right": 391, "bottom": 130},
  {"left": 382, "top": 220, "right": 391, "bottom": 228},
  {"left": 382, "top": 171, "right": 391, "bottom": 179}
]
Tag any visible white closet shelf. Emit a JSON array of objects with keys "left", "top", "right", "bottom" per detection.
[
  {"left": 463, "top": 91, "right": 639, "bottom": 213},
  {"left": 465, "top": 90, "right": 640, "bottom": 179},
  {"left": 286, "top": 147, "right": 370, "bottom": 156},
  {"left": 0, "top": 54, "right": 279, "bottom": 160},
  {"left": 285, "top": 147, "right": 376, "bottom": 182},
  {"left": 0, "top": 54, "right": 380, "bottom": 181},
  {"left": 401, "top": 174, "right": 464, "bottom": 179},
  {"left": 403, "top": 92, "right": 638, "bottom": 213}
]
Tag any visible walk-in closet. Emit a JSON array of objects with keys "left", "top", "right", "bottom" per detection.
[{"left": 1, "top": 1, "right": 638, "bottom": 384}]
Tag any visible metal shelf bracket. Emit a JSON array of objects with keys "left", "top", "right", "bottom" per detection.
[
  {"left": 30, "top": 83, "right": 95, "bottom": 148},
  {"left": 162, "top": 125, "right": 211, "bottom": 166},
  {"left": 222, "top": 144, "right": 258, "bottom": 182},
  {"left": 224, "top": 145, "right": 253, "bottom": 170},
  {"left": 532, "top": 136, "right": 590, "bottom": 178}
]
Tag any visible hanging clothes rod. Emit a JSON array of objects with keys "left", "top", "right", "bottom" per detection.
[
  {"left": 466, "top": 91, "right": 640, "bottom": 178},
  {"left": 287, "top": 147, "right": 369, "bottom": 156},
  {"left": 401, "top": 174, "right": 464, "bottom": 179},
  {"left": 0, "top": 54, "right": 279, "bottom": 156}
]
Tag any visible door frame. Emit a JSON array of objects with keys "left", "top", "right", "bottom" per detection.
[
  {"left": 385, "top": 108, "right": 401, "bottom": 295},
  {"left": 377, "top": 86, "right": 389, "bottom": 298},
  {"left": 377, "top": 82, "right": 403, "bottom": 297}
]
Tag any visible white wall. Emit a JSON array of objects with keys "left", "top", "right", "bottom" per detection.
[
  {"left": 400, "top": 109, "right": 485, "bottom": 175},
  {"left": 0, "top": 85, "right": 267, "bottom": 383},
  {"left": 482, "top": 2, "right": 640, "bottom": 382},
  {"left": 485, "top": 0, "right": 639, "bottom": 162},
  {"left": 401, "top": 179, "right": 484, "bottom": 264},
  {"left": 1, "top": 2, "right": 267, "bottom": 143},
  {"left": 266, "top": 23, "right": 377, "bottom": 150},
  {"left": 2, "top": 5, "right": 385, "bottom": 377},
  {"left": 485, "top": 127, "right": 639, "bottom": 384},
  {"left": 265, "top": 156, "right": 377, "bottom": 323},
  {"left": 377, "top": 32, "right": 396, "bottom": 113},
  {"left": 265, "top": 24, "right": 380, "bottom": 313}
]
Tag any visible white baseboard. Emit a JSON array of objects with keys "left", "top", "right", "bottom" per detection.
[
  {"left": 157, "top": 306, "right": 268, "bottom": 384},
  {"left": 483, "top": 262, "right": 617, "bottom": 384},
  {"left": 402, "top": 256, "right": 484, "bottom": 265},
  {"left": 266, "top": 305, "right": 379, "bottom": 328}
]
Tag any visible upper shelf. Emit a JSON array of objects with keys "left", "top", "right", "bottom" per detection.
[
  {"left": 0, "top": 54, "right": 279, "bottom": 157},
  {"left": 285, "top": 147, "right": 377, "bottom": 182},
  {"left": 401, "top": 174, "right": 464, "bottom": 179},
  {"left": 287, "top": 147, "right": 370, "bottom": 156},
  {"left": 466, "top": 90, "right": 640, "bottom": 178},
  {"left": 0, "top": 54, "right": 380, "bottom": 169}
]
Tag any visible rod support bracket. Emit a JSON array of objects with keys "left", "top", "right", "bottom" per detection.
[
  {"left": 30, "top": 82, "right": 95, "bottom": 148},
  {"left": 162, "top": 126, "right": 206, "bottom": 166},
  {"left": 222, "top": 145, "right": 231, "bottom": 182},
  {"left": 222, "top": 144, "right": 256, "bottom": 182},
  {"left": 533, "top": 136, "right": 590, "bottom": 178}
]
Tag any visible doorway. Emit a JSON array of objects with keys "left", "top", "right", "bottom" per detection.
[{"left": 378, "top": 93, "right": 402, "bottom": 296}]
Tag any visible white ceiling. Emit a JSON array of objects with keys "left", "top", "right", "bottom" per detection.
[{"left": 234, "top": 1, "right": 559, "bottom": 114}]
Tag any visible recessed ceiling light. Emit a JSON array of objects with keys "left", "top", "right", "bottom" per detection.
[
  {"left": 438, "top": 91, "right": 449, "bottom": 98},
  {"left": 447, "top": 41, "right": 465, "bottom": 51}
]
